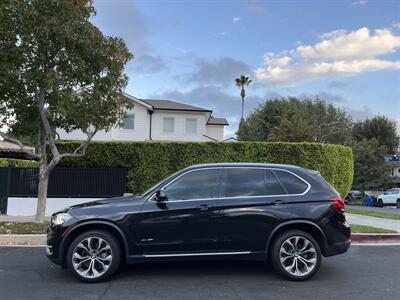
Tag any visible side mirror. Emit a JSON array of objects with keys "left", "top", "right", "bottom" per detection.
[{"left": 155, "top": 189, "right": 168, "bottom": 202}]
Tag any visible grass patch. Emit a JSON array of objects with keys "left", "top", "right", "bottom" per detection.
[
  {"left": 0, "top": 222, "right": 49, "bottom": 234},
  {"left": 351, "top": 224, "right": 397, "bottom": 233},
  {"left": 347, "top": 208, "right": 400, "bottom": 220}
]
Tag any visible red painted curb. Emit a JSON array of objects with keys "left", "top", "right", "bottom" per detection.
[{"left": 351, "top": 233, "right": 400, "bottom": 243}]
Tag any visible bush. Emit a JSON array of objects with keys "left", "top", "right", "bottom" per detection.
[
  {"left": 0, "top": 158, "right": 38, "bottom": 167},
  {"left": 56, "top": 141, "right": 353, "bottom": 197}
]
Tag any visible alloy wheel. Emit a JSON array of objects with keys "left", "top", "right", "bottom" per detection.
[
  {"left": 71, "top": 237, "right": 113, "bottom": 279},
  {"left": 279, "top": 236, "right": 317, "bottom": 277}
]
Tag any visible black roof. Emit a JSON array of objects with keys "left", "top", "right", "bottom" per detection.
[
  {"left": 207, "top": 117, "right": 229, "bottom": 126},
  {"left": 140, "top": 99, "right": 212, "bottom": 112}
]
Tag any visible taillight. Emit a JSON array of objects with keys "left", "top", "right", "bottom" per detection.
[{"left": 331, "top": 197, "right": 345, "bottom": 213}]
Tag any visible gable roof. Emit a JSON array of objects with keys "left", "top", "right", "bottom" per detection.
[
  {"left": 140, "top": 99, "right": 212, "bottom": 113},
  {"left": 207, "top": 117, "right": 229, "bottom": 126}
]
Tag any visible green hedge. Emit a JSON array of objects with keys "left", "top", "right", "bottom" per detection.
[
  {"left": 56, "top": 141, "right": 353, "bottom": 197},
  {"left": 0, "top": 158, "right": 38, "bottom": 167}
]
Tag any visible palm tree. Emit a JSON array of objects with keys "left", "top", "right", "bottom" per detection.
[{"left": 235, "top": 75, "right": 252, "bottom": 121}]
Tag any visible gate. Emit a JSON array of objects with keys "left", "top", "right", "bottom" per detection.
[{"left": 0, "top": 167, "right": 128, "bottom": 214}]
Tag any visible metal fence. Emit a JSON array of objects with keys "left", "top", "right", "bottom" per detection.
[{"left": 0, "top": 167, "right": 127, "bottom": 214}]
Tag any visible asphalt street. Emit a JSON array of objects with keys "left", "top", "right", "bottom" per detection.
[{"left": 0, "top": 245, "right": 399, "bottom": 300}]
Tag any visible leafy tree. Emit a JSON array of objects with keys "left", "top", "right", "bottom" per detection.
[
  {"left": 352, "top": 138, "right": 394, "bottom": 190},
  {"left": 0, "top": 0, "right": 133, "bottom": 222},
  {"left": 237, "top": 97, "right": 353, "bottom": 145},
  {"left": 352, "top": 116, "right": 399, "bottom": 154},
  {"left": 234, "top": 75, "right": 252, "bottom": 121}
]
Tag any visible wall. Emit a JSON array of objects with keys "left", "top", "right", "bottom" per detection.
[
  {"left": 57, "top": 102, "right": 149, "bottom": 141},
  {"left": 7, "top": 197, "right": 100, "bottom": 216},
  {"left": 151, "top": 111, "right": 209, "bottom": 141},
  {"left": 111, "top": 104, "right": 149, "bottom": 141},
  {"left": 205, "top": 124, "right": 225, "bottom": 141}
]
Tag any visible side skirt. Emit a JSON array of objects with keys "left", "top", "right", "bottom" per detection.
[{"left": 126, "top": 251, "right": 265, "bottom": 264}]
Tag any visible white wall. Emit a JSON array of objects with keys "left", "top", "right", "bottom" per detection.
[
  {"left": 7, "top": 197, "right": 100, "bottom": 216},
  {"left": 57, "top": 102, "right": 149, "bottom": 141},
  {"left": 205, "top": 125, "right": 225, "bottom": 141},
  {"left": 56, "top": 102, "right": 226, "bottom": 142},
  {"left": 111, "top": 104, "right": 149, "bottom": 141},
  {"left": 57, "top": 128, "right": 113, "bottom": 141},
  {"left": 151, "top": 111, "right": 209, "bottom": 141}
]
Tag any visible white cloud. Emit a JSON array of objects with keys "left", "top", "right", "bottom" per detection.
[
  {"left": 255, "top": 27, "right": 400, "bottom": 85},
  {"left": 232, "top": 16, "right": 242, "bottom": 23},
  {"left": 352, "top": 0, "right": 368, "bottom": 5},
  {"left": 393, "top": 22, "right": 400, "bottom": 30}
]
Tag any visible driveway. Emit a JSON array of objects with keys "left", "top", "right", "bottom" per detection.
[{"left": 0, "top": 245, "right": 399, "bottom": 300}]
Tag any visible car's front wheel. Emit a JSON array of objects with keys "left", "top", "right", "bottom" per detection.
[
  {"left": 66, "top": 230, "right": 121, "bottom": 283},
  {"left": 377, "top": 199, "right": 384, "bottom": 207},
  {"left": 397, "top": 199, "right": 400, "bottom": 209},
  {"left": 270, "top": 230, "right": 321, "bottom": 281}
]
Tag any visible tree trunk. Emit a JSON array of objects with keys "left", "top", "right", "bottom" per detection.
[
  {"left": 241, "top": 96, "right": 245, "bottom": 120},
  {"left": 35, "top": 173, "right": 48, "bottom": 223},
  {"left": 35, "top": 123, "right": 48, "bottom": 223}
]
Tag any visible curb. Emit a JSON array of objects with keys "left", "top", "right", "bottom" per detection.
[
  {"left": 1, "top": 233, "right": 400, "bottom": 246},
  {"left": 0, "top": 234, "right": 46, "bottom": 246},
  {"left": 351, "top": 233, "right": 400, "bottom": 244}
]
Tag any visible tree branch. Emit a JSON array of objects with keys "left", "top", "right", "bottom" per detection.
[
  {"left": 59, "top": 127, "right": 98, "bottom": 159},
  {"left": 0, "top": 131, "right": 40, "bottom": 160},
  {"left": 37, "top": 85, "right": 60, "bottom": 160}
]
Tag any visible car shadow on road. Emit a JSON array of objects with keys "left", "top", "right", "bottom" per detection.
[{"left": 109, "top": 258, "right": 338, "bottom": 283}]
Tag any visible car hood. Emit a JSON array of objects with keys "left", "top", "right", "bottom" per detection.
[{"left": 65, "top": 195, "right": 145, "bottom": 220}]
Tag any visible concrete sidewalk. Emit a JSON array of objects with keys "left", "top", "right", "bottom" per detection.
[{"left": 346, "top": 213, "right": 400, "bottom": 232}]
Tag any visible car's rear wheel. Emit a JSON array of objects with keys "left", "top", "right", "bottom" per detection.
[
  {"left": 397, "top": 199, "right": 400, "bottom": 209},
  {"left": 67, "top": 230, "right": 121, "bottom": 283},
  {"left": 377, "top": 199, "right": 384, "bottom": 207},
  {"left": 270, "top": 230, "right": 321, "bottom": 281}
]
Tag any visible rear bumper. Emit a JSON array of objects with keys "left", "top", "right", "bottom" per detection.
[{"left": 324, "top": 239, "right": 351, "bottom": 257}]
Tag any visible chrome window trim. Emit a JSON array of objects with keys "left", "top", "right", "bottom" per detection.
[{"left": 147, "top": 166, "right": 311, "bottom": 203}]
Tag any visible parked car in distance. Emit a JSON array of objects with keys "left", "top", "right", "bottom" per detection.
[
  {"left": 344, "top": 190, "right": 363, "bottom": 204},
  {"left": 46, "top": 163, "right": 351, "bottom": 283},
  {"left": 377, "top": 188, "right": 400, "bottom": 208}
]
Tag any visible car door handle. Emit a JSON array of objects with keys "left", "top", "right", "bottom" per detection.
[
  {"left": 197, "top": 204, "right": 210, "bottom": 211},
  {"left": 272, "top": 200, "right": 286, "bottom": 205}
]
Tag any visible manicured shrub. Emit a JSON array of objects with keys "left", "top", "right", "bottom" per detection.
[
  {"left": 56, "top": 141, "right": 353, "bottom": 197},
  {"left": 0, "top": 158, "right": 38, "bottom": 167}
]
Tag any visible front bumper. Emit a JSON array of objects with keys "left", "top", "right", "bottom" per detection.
[{"left": 45, "top": 218, "right": 77, "bottom": 267}]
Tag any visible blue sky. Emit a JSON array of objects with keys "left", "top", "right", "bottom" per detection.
[{"left": 92, "top": 0, "right": 400, "bottom": 136}]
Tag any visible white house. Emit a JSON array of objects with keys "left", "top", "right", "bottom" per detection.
[{"left": 58, "top": 93, "right": 229, "bottom": 142}]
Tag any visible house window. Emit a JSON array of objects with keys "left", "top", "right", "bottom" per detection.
[
  {"left": 123, "top": 114, "right": 135, "bottom": 130},
  {"left": 163, "top": 117, "right": 175, "bottom": 133},
  {"left": 185, "top": 118, "right": 197, "bottom": 134}
]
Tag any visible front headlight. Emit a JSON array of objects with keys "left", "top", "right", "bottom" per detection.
[{"left": 51, "top": 213, "right": 73, "bottom": 225}]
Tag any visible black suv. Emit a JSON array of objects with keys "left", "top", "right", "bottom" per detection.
[{"left": 46, "top": 163, "right": 350, "bottom": 282}]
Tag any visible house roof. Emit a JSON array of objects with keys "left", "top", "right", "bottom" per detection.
[
  {"left": 0, "top": 141, "right": 35, "bottom": 153},
  {"left": 207, "top": 117, "right": 229, "bottom": 126},
  {"left": 140, "top": 99, "right": 212, "bottom": 113}
]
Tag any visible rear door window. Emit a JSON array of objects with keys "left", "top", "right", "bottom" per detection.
[
  {"left": 222, "top": 168, "right": 286, "bottom": 197},
  {"left": 265, "top": 169, "right": 286, "bottom": 195},
  {"left": 273, "top": 170, "right": 309, "bottom": 194},
  {"left": 223, "top": 168, "right": 266, "bottom": 197}
]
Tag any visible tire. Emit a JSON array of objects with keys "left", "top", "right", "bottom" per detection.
[
  {"left": 270, "top": 230, "right": 321, "bottom": 281},
  {"left": 397, "top": 199, "right": 400, "bottom": 209},
  {"left": 66, "top": 230, "right": 121, "bottom": 283},
  {"left": 378, "top": 199, "right": 384, "bottom": 208}
]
